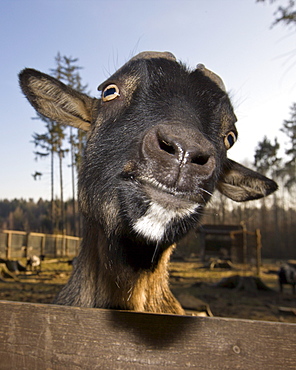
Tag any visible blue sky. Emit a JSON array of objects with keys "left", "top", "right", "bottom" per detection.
[{"left": 1, "top": 0, "right": 295, "bottom": 200}]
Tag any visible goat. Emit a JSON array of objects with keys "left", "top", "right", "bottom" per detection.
[
  {"left": 26, "top": 255, "right": 41, "bottom": 272},
  {"left": 19, "top": 51, "right": 277, "bottom": 314},
  {"left": 279, "top": 264, "right": 296, "bottom": 294}
]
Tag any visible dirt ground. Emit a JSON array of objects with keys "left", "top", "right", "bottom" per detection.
[
  {"left": 170, "top": 260, "right": 296, "bottom": 323},
  {"left": 0, "top": 258, "right": 295, "bottom": 323}
]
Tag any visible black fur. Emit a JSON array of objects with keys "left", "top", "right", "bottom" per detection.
[{"left": 19, "top": 53, "right": 277, "bottom": 313}]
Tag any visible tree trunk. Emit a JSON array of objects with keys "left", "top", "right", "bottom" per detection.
[
  {"left": 70, "top": 127, "right": 76, "bottom": 236},
  {"left": 59, "top": 147, "right": 65, "bottom": 233},
  {"left": 50, "top": 145, "right": 54, "bottom": 234}
]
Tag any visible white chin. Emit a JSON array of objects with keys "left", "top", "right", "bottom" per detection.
[{"left": 133, "top": 201, "right": 199, "bottom": 242}]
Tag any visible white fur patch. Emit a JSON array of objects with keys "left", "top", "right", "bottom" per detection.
[{"left": 133, "top": 202, "right": 199, "bottom": 242}]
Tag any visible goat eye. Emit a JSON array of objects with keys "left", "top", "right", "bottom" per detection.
[
  {"left": 102, "top": 84, "right": 120, "bottom": 102},
  {"left": 224, "top": 131, "right": 237, "bottom": 150}
]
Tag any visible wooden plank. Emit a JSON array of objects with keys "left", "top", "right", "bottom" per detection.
[
  {"left": 3, "top": 230, "right": 27, "bottom": 236},
  {"left": 64, "top": 235, "right": 81, "bottom": 241},
  {"left": 0, "top": 301, "right": 295, "bottom": 369},
  {"left": 29, "top": 232, "right": 46, "bottom": 237}
]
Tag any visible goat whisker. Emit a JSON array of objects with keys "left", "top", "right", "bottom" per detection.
[{"left": 151, "top": 242, "right": 160, "bottom": 264}]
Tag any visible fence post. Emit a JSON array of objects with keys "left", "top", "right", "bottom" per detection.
[
  {"left": 6, "top": 231, "right": 11, "bottom": 259},
  {"left": 62, "top": 231, "right": 66, "bottom": 257},
  {"left": 241, "top": 222, "right": 247, "bottom": 264},
  {"left": 76, "top": 238, "right": 80, "bottom": 255},
  {"left": 41, "top": 234, "right": 45, "bottom": 257},
  {"left": 25, "top": 232, "right": 31, "bottom": 258},
  {"left": 65, "top": 236, "right": 68, "bottom": 257},
  {"left": 54, "top": 235, "right": 58, "bottom": 258},
  {"left": 256, "top": 229, "right": 262, "bottom": 277}
]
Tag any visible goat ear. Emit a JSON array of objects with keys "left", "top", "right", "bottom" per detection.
[
  {"left": 217, "top": 159, "right": 278, "bottom": 202},
  {"left": 19, "top": 68, "right": 94, "bottom": 131}
]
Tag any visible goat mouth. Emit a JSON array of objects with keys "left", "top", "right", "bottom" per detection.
[
  {"left": 139, "top": 176, "right": 188, "bottom": 195},
  {"left": 120, "top": 164, "right": 211, "bottom": 205},
  {"left": 136, "top": 175, "right": 207, "bottom": 205}
]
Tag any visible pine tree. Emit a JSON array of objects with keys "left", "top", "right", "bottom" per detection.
[
  {"left": 50, "top": 53, "right": 88, "bottom": 235},
  {"left": 254, "top": 136, "right": 281, "bottom": 256},
  {"left": 254, "top": 136, "right": 280, "bottom": 176},
  {"left": 257, "top": 0, "right": 296, "bottom": 28},
  {"left": 32, "top": 53, "right": 88, "bottom": 235},
  {"left": 32, "top": 116, "right": 66, "bottom": 232},
  {"left": 281, "top": 103, "right": 296, "bottom": 190}
]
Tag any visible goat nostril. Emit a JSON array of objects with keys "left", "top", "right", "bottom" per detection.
[
  {"left": 191, "top": 155, "right": 209, "bottom": 166},
  {"left": 155, "top": 129, "right": 212, "bottom": 166},
  {"left": 158, "top": 138, "right": 176, "bottom": 156}
]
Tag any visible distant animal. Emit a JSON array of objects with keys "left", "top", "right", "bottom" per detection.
[
  {"left": 68, "top": 257, "right": 78, "bottom": 270},
  {"left": 19, "top": 51, "right": 277, "bottom": 314},
  {"left": 26, "top": 255, "right": 41, "bottom": 271},
  {"left": 279, "top": 264, "right": 296, "bottom": 294}
]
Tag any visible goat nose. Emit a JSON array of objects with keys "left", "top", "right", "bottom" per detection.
[
  {"left": 157, "top": 132, "right": 211, "bottom": 167},
  {"left": 141, "top": 124, "right": 216, "bottom": 191}
]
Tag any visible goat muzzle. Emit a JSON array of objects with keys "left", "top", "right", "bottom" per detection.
[{"left": 139, "top": 124, "right": 216, "bottom": 194}]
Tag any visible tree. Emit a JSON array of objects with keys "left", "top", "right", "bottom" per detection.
[
  {"left": 254, "top": 136, "right": 281, "bottom": 176},
  {"left": 50, "top": 53, "right": 88, "bottom": 171},
  {"left": 32, "top": 53, "right": 88, "bottom": 235},
  {"left": 254, "top": 136, "right": 282, "bottom": 255},
  {"left": 256, "top": 0, "right": 296, "bottom": 256},
  {"left": 50, "top": 53, "right": 88, "bottom": 235},
  {"left": 257, "top": 0, "right": 296, "bottom": 28},
  {"left": 280, "top": 103, "right": 296, "bottom": 190},
  {"left": 32, "top": 116, "right": 67, "bottom": 232}
]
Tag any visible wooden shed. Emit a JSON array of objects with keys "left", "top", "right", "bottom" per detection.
[{"left": 197, "top": 224, "right": 261, "bottom": 264}]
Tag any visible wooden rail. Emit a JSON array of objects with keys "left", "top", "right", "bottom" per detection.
[
  {"left": 0, "top": 230, "right": 81, "bottom": 259},
  {"left": 0, "top": 300, "right": 295, "bottom": 369}
]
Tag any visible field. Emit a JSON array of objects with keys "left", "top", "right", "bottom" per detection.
[{"left": 0, "top": 259, "right": 295, "bottom": 323}]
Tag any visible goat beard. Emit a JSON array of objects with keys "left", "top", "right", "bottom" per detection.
[{"left": 101, "top": 207, "right": 202, "bottom": 271}]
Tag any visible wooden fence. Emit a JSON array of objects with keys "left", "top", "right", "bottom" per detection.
[
  {"left": 0, "top": 230, "right": 81, "bottom": 259},
  {"left": 0, "top": 300, "right": 295, "bottom": 369}
]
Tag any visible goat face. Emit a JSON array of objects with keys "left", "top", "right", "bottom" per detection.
[
  {"left": 19, "top": 52, "right": 277, "bottom": 268},
  {"left": 81, "top": 57, "right": 235, "bottom": 246}
]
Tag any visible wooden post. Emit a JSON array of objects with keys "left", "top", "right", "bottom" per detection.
[
  {"left": 241, "top": 222, "right": 247, "bottom": 265},
  {"left": 65, "top": 236, "right": 69, "bottom": 257},
  {"left": 229, "top": 231, "right": 236, "bottom": 263},
  {"left": 41, "top": 234, "right": 45, "bottom": 257},
  {"left": 6, "top": 231, "right": 11, "bottom": 259},
  {"left": 76, "top": 238, "right": 80, "bottom": 255},
  {"left": 54, "top": 234, "right": 58, "bottom": 258},
  {"left": 62, "top": 230, "right": 66, "bottom": 257},
  {"left": 25, "top": 232, "right": 30, "bottom": 258},
  {"left": 256, "top": 229, "right": 262, "bottom": 277}
]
